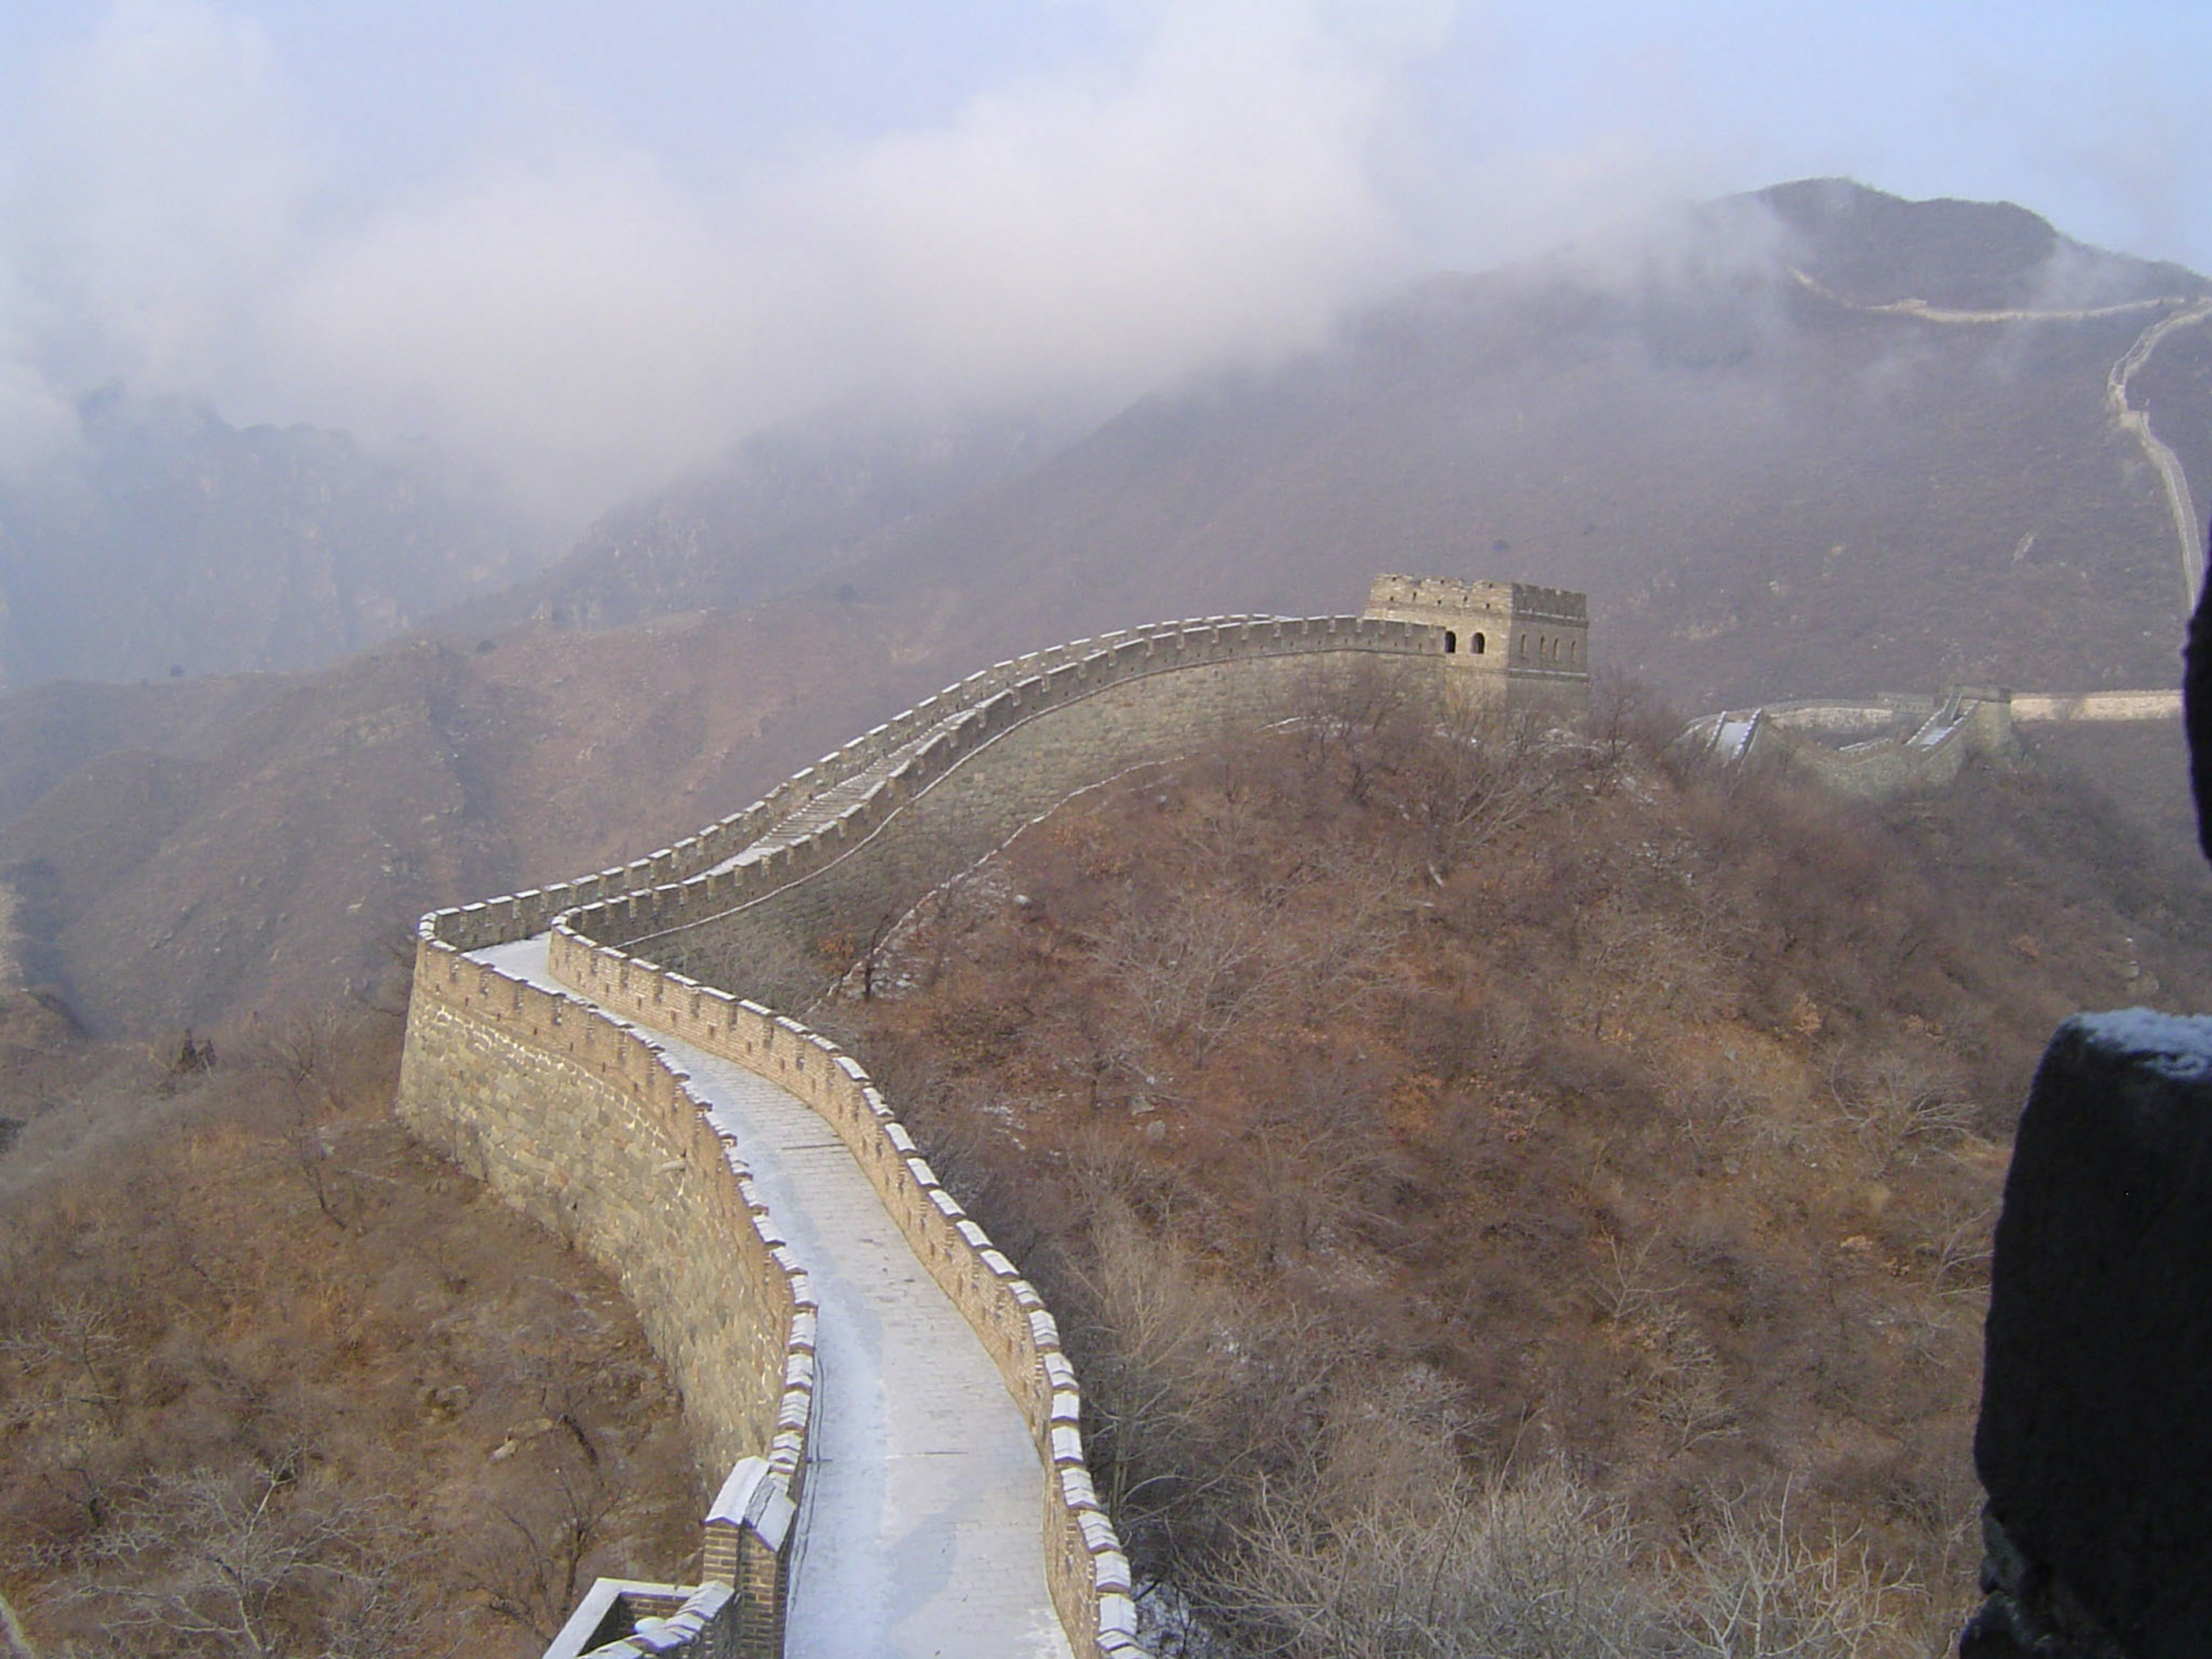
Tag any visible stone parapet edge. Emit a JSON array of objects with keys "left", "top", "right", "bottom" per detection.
[
  {"left": 559, "top": 614, "right": 1469, "bottom": 956},
  {"left": 541, "top": 916, "right": 1142, "bottom": 1658},
  {"left": 421, "top": 614, "right": 1463, "bottom": 956}
]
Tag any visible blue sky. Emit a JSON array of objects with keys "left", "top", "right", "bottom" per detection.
[{"left": 3, "top": 1, "right": 2207, "bottom": 522}]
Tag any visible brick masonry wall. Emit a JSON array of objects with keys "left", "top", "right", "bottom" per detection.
[
  {"left": 394, "top": 944, "right": 816, "bottom": 1543},
  {"left": 397, "top": 607, "right": 1593, "bottom": 1659},
  {"left": 541, "top": 929, "right": 1143, "bottom": 1658},
  {"left": 649, "top": 651, "right": 1421, "bottom": 987}
]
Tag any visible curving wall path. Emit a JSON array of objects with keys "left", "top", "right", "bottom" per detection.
[{"left": 396, "top": 611, "right": 1499, "bottom": 1658}]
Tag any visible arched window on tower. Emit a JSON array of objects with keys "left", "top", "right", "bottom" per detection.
[
  {"left": 1472, "top": 631, "right": 1486, "bottom": 655},
  {"left": 1444, "top": 630, "right": 1457, "bottom": 654}
]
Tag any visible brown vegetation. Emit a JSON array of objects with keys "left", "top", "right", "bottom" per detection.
[
  {"left": 0, "top": 1009, "right": 701, "bottom": 1658},
  {"left": 835, "top": 678, "right": 2212, "bottom": 1657}
]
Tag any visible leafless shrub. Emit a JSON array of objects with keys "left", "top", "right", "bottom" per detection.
[
  {"left": 1825, "top": 1048, "right": 1976, "bottom": 1170},
  {"left": 1101, "top": 895, "right": 1284, "bottom": 1060},
  {"left": 1398, "top": 707, "right": 1564, "bottom": 870},
  {"left": 1290, "top": 662, "right": 1421, "bottom": 804},
  {"left": 1635, "top": 1301, "right": 1738, "bottom": 1456},
  {"left": 1224, "top": 1456, "right": 1671, "bottom": 1659},
  {"left": 1071, "top": 1207, "right": 1336, "bottom": 1582},
  {"left": 1670, "top": 1486, "right": 1923, "bottom": 1658},
  {"left": 1596, "top": 1232, "right": 1679, "bottom": 1330},
  {"left": 466, "top": 1457, "right": 625, "bottom": 1643},
  {"left": 37, "top": 1460, "right": 437, "bottom": 1659}
]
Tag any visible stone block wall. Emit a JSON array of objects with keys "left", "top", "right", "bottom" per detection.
[
  {"left": 542, "top": 923, "right": 1144, "bottom": 1658},
  {"left": 562, "top": 620, "right": 1553, "bottom": 990},
  {"left": 396, "top": 941, "right": 815, "bottom": 1646},
  {"left": 398, "top": 600, "right": 1594, "bottom": 1659},
  {"left": 1682, "top": 685, "right": 2017, "bottom": 799}
]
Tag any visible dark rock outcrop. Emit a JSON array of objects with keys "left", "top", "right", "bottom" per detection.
[{"left": 1964, "top": 1012, "right": 2212, "bottom": 1657}]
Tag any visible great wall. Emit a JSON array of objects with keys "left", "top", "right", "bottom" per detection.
[{"left": 394, "top": 573, "right": 2183, "bottom": 1658}]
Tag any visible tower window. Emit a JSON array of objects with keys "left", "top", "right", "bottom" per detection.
[
  {"left": 1444, "top": 630, "right": 1457, "bottom": 654},
  {"left": 1472, "top": 631, "right": 1486, "bottom": 655}
]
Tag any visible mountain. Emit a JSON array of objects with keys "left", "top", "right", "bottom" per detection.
[
  {"left": 0, "top": 389, "right": 539, "bottom": 688},
  {"left": 441, "top": 414, "right": 1077, "bottom": 638},
  {"left": 2, "top": 178, "right": 2208, "bottom": 1037},
  {"left": 820, "top": 180, "right": 2211, "bottom": 710},
  {"left": 0, "top": 596, "right": 963, "bottom": 1036}
]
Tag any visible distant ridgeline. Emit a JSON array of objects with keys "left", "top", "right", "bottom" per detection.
[{"left": 395, "top": 576, "right": 1588, "bottom": 1659}]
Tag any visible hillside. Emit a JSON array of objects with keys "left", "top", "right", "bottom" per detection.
[
  {"left": 0, "top": 597, "right": 972, "bottom": 1036},
  {"left": 406, "top": 180, "right": 2209, "bottom": 722},
  {"left": 441, "top": 414, "right": 1076, "bottom": 638},
  {"left": 826, "top": 180, "right": 2209, "bottom": 709},
  {"left": 0, "top": 1018, "right": 700, "bottom": 1659},
  {"left": 828, "top": 699, "right": 2212, "bottom": 1655}
]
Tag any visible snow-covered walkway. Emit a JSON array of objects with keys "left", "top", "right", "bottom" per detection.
[{"left": 476, "top": 935, "right": 1073, "bottom": 1659}]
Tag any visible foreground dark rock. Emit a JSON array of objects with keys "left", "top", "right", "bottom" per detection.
[{"left": 1964, "top": 1010, "right": 2212, "bottom": 1658}]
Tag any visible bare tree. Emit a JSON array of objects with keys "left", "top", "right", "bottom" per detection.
[
  {"left": 466, "top": 1457, "right": 623, "bottom": 1643},
  {"left": 41, "top": 1460, "right": 435, "bottom": 1659}
]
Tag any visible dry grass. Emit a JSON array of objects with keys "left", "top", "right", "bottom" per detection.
[
  {"left": 0, "top": 1009, "right": 700, "bottom": 1657},
  {"left": 836, "top": 688, "right": 2212, "bottom": 1658}
]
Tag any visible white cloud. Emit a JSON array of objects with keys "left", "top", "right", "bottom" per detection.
[
  {"left": 10, "top": 0, "right": 305, "bottom": 400},
  {"left": 2, "top": 0, "right": 1452, "bottom": 527}
]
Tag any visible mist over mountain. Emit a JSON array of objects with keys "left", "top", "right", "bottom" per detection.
[
  {"left": 1, "top": 179, "right": 2208, "bottom": 1038},
  {"left": 442, "top": 413, "right": 1078, "bottom": 637},
  {"left": 0, "top": 389, "right": 539, "bottom": 687},
  {"left": 817, "top": 180, "right": 2212, "bottom": 709}
]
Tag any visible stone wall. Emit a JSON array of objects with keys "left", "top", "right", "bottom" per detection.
[
  {"left": 560, "top": 616, "right": 1588, "bottom": 988},
  {"left": 1681, "top": 685, "right": 2017, "bottom": 799},
  {"left": 396, "top": 942, "right": 813, "bottom": 1654},
  {"left": 543, "top": 926, "right": 1142, "bottom": 1658},
  {"left": 2008, "top": 690, "right": 2183, "bottom": 722},
  {"left": 397, "top": 602, "right": 1593, "bottom": 1659},
  {"left": 633, "top": 650, "right": 1430, "bottom": 990}
]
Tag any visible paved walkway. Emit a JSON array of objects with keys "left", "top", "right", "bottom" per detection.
[
  {"left": 713, "top": 716, "right": 969, "bottom": 874},
  {"left": 476, "top": 936, "right": 1072, "bottom": 1659}
]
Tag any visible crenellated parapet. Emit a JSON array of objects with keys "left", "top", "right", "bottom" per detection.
[{"left": 396, "top": 584, "right": 1589, "bottom": 1658}]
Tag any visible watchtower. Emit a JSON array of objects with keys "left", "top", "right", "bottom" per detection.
[{"left": 1362, "top": 574, "right": 1590, "bottom": 712}]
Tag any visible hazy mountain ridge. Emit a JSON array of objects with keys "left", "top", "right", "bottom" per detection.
[
  {"left": 825, "top": 181, "right": 2210, "bottom": 707},
  {"left": 0, "top": 179, "right": 2207, "bottom": 1037},
  {"left": 440, "top": 415, "right": 1078, "bottom": 638},
  {"left": 0, "top": 389, "right": 540, "bottom": 688},
  {"left": 0, "top": 598, "right": 962, "bottom": 1036}
]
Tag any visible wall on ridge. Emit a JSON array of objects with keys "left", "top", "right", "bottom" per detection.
[
  {"left": 668, "top": 653, "right": 1378, "bottom": 988},
  {"left": 395, "top": 605, "right": 1587, "bottom": 1659},
  {"left": 584, "top": 642, "right": 1484, "bottom": 994}
]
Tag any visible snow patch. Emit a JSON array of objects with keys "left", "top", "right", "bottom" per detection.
[{"left": 2070, "top": 1009, "right": 2212, "bottom": 1081}]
